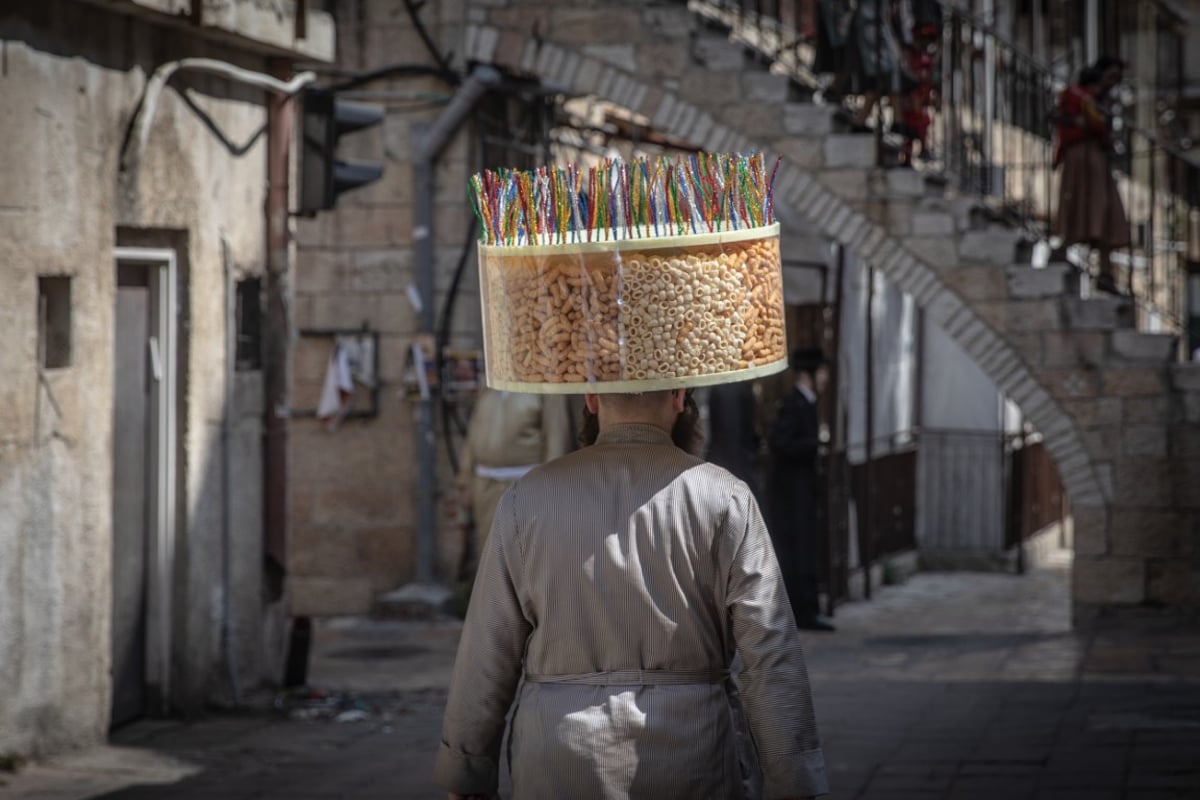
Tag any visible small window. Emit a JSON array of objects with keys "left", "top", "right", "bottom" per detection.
[
  {"left": 38, "top": 276, "right": 72, "bottom": 369},
  {"left": 235, "top": 277, "right": 262, "bottom": 371}
]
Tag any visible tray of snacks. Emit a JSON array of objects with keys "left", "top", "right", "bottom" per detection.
[{"left": 470, "top": 153, "right": 788, "bottom": 393}]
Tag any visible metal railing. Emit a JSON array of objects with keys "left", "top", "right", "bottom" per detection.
[
  {"left": 686, "top": 0, "right": 1197, "bottom": 345},
  {"left": 932, "top": 6, "right": 1058, "bottom": 229},
  {"left": 933, "top": 5, "right": 1195, "bottom": 336}
]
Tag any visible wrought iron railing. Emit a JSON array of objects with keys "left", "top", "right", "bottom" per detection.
[
  {"left": 933, "top": 5, "right": 1195, "bottom": 337},
  {"left": 686, "top": 0, "right": 1197, "bottom": 347}
]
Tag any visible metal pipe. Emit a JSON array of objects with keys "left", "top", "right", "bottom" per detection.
[
  {"left": 220, "top": 239, "right": 241, "bottom": 705},
  {"left": 412, "top": 65, "right": 502, "bottom": 585},
  {"left": 983, "top": 0, "right": 996, "bottom": 195},
  {"left": 264, "top": 58, "right": 292, "bottom": 576},
  {"left": 824, "top": 243, "right": 846, "bottom": 618},
  {"left": 862, "top": 261, "right": 875, "bottom": 600},
  {"left": 873, "top": 0, "right": 884, "bottom": 165},
  {"left": 913, "top": 306, "right": 925, "bottom": 443},
  {"left": 1150, "top": 139, "right": 1157, "bottom": 311},
  {"left": 415, "top": 65, "right": 502, "bottom": 168},
  {"left": 1032, "top": 0, "right": 1046, "bottom": 66},
  {"left": 1084, "top": 0, "right": 1099, "bottom": 65},
  {"left": 1008, "top": 432, "right": 1023, "bottom": 575}
]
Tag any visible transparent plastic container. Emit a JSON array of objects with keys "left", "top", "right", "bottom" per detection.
[{"left": 479, "top": 223, "right": 787, "bottom": 393}]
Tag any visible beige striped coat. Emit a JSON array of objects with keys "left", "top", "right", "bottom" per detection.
[{"left": 434, "top": 423, "right": 828, "bottom": 799}]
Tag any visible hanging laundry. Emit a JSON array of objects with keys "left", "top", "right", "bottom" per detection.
[{"left": 316, "top": 335, "right": 375, "bottom": 430}]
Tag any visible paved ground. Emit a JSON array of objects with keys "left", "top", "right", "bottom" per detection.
[{"left": 5, "top": 550, "right": 1200, "bottom": 799}]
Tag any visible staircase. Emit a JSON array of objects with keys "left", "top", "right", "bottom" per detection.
[{"left": 461, "top": 0, "right": 1200, "bottom": 622}]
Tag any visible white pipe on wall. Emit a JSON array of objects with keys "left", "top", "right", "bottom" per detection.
[{"left": 121, "top": 58, "right": 317, "bottom": 172}]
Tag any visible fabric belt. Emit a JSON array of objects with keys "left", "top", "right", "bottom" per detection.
[
  {"left": 474, "top": 463, "right": 538, "bottom": 481},
  {"left": 524, "top": 669, "right": 729, "bottom": 686}
]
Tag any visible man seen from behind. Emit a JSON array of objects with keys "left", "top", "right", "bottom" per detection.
[{"left": 435, "top": 389, "right": 828, "bottom": 800}]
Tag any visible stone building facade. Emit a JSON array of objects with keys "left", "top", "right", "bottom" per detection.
[
  {"left": 284, "top": 0, "right": 843, "bottom": 616},
  {"left": 286, "top": 0, "right": 1200, "bottom": 623},
  {"left": 0, "top": 0, "right": 333, "bottom": 757}
]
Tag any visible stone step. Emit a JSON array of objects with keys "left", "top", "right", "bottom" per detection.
[
  {"left": 1177, "top": 365, "right": 1200, "bottom": 425},
  {"left": 960, "top": 227, "right": 1028, "bottom": 266},
  {"left": 1014, "top": 237, "right": 1036, "bottom": 264},
  {"left": 783, "top": 103, "right": 835, "bottom": 137},
  {"left": 1050, "top": 262, "right": 1085, "bottom": 295},
  {"left": 741, "top": 71, "right": 792, "bottom": 103},
  {"left": 691, "top": 1, "right": 735, "bottom": 33},
  {"left": 965, "top": 204, "right": 1004, "bottom": 231},
  {"left": 1110, "top": 330, "right": 1179, "bottom": 363},
  {"left": 886, "top": 168, "right": 926, "bottom": 197},
  {"left": 910, "top": 209, "right": 956, "bottom": 237},
  {"left": 787, "top": 79, "right": 819, "bottom": 104},
  {"left": 1007, "top": 264, "right": 1072, "bottom": 299},
  {"left": 1061, "top": 296, "right": 1136, "bottom": 331},
  {"left": 922, "top": 172, "right": 949, "bottom": 197},
  {"left": 823, "top": 133, "right": 876, "bottom": 168},
  {"left": 916, "top": 196, "right": 985, "bottom": 233},
  {"left": 1172, "top": 363, "right": 1200, "bottom": 392},
  {"left": 691, "top": 34, "right": 747, "bottom": 72}
]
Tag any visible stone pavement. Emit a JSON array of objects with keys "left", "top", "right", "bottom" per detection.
[
  {"left": 798, "top": 551, "right": 1200, "bottom": 799},
  {"left": 5, "top": 549, "right": 1199, "bottom": 799}
]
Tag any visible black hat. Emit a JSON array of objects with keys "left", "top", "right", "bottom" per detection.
[{"left": 790, "top": 347, "right": 827, "bottom": 373}]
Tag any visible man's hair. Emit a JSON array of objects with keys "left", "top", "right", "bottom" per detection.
[
  {"left": 1093, "top": 55, "right": 1126, "bottom": 73},
  {"left": 578, "top": 404, "right": 600, "bottom": 448},
  {"left": 670, "top": 391, "right": 703, "bottom": 455},
  {"left": 577, "top": 390, "right": 704, "bottom": 455}
]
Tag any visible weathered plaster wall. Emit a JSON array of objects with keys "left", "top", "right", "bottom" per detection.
[{"left": 0, "top": 0, "right": 294, "bottom": 755}]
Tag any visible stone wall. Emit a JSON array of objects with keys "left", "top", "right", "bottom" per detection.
[
  {"left": 289, "top": 0, "right": 477, "bottom": 616},
  {"left": 0, "top": 0, "right": 326, "bottom": 756}
]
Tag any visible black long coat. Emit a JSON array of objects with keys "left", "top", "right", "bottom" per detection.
[
  {"left": 705, "top": 382, "right": 760, "bottom": 494},
  {"left": 766, "top": 387, "right": 822, "bottom": 622}
]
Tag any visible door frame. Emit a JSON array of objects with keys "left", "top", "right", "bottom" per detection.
[{"left": 113, "top": 246, "right": 178, "bottom": 715}]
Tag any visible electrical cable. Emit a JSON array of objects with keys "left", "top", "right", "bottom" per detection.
[
  {"left": 434, "top": 107, "right": 493, "bottom": 477},
  {"left": 437, "top": 217, "right": 478, "bottom": 476},
  {"left": 121, "top": 58, "right": 317, "bottom": 172},
  {"left": 325, "top": 63, "right": 459, "bottom": 92},
  {"left": 403, "top": 0, "right": 457, "bottom": 78}
]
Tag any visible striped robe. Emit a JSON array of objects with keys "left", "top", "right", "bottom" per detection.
[{"left": 434, "top": 423, "right": 828, "bottom": 799}]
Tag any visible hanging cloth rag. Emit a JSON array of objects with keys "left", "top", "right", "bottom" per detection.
[{"left": 316, "top": 341, "right": 355, "bottom": 429}]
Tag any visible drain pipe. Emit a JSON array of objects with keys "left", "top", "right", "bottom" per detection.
[
  {"left": 221, "top": 239, "right": 242, "bottom": 705},
  {"left": 265, "top": 58, "right": 296, "bottom": 679},
  {"left": 412, "top": 65, "right": 501, "bottom": 585}
]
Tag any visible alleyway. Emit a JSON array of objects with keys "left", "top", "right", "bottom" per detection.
[{"left": 6, "top": 551, "right": 1200, "bottom": 800}]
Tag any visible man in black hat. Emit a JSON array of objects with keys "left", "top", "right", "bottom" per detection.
[{"left": 766, "top": 347, "right": 836, "bottom": 632}]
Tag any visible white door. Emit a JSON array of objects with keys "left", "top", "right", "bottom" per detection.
[{"left": 110, "top": 248, "right": 177, "bottom": 725}]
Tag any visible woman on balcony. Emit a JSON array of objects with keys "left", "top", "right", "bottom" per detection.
[{"left": 1053, "top": 58, "right": 1131, "bottom": 296}]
